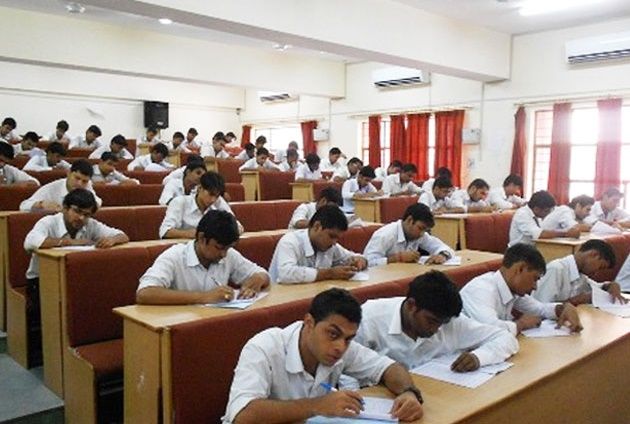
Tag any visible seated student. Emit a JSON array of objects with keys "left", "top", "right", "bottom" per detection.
[
  {"left": 161, "top": 154, "right": 203, "bottom": 185},
  {"left": 374, "top": 160, "right": 403, "bottom": 181},
  {"left": 289, "top": 187, "right": 343, "bottom": 230},
  {"left": 617, "top": 255, "right": 630, "bottom": 292},
  {"left": 135, "top": 126, "right": 161, "bottom": 155},
  {"left": 532, "top": 239, "right": 625, "bottom": 305},
  {"left": 460, "top": 243, "right": 582, "bottom": 335},
  {"left": 294, "top": 153, "right": 322, "bottom": 181},
  {"left": 333, "top": 157, "right": 363, "bottom": 182},
  {"left": 167, "top": 131, "right": 186, "bottom": 152},
  {"left": 181, "top": 127, "right": 202, "bottom": 152},
  {"left": 69, "top": 125, "right": 103, "bottom": 150},
  {"left": 89, "top": 134, "right": 134, "bottom": 159},
  {"left": 238, "top": 147, "right": 280, "bottom": 172},
  {"left": 488, "top": 174, "right": 526, "bottom": 210},
  {"left": 449, "top": 178, "right": 495, "bottom": 213},
  {"left": 0, "top": 142, "right": 40, "bottom": 186},
  {"left": 46, "top": 120, "right": 71, "bottom": 144},
  {"left": 254, "top": 135, "right": 267, "bottom": 152},
  {"left": 236, "top": 142, "right": 256, "bottom": 161},
  {"left": 542, "top": 195, "right": 594, "bottom": 233},
  {"left": 127, "top": 142, "right": 173, "bottom": 172},
  {"left": 159, "top": 161, "right": 206, "bottom": 205},
  {"left": 269, "top": 205, "right": 368, "bottom": 284},
  {"left": 274, "top": 140, "right": 300, "bottom": 163},
  {"left": 13, "top": 131, "right": 44, "bottom": 157},
  {"left": 508, "top": 190, "right": 579, "bottom": 247},
  {"left": 225, "top": 131, "right": 238, "bottom": 146},
  {"left": 355, "top": 271, "right": 518, "bottom": 372},
  {"left": 421, "top": 166, "right": 452, "bottom": 193},
  {"left": 418, "top": 176, "right": 460, "bottom": 213},
  {"left": 382, "top": 163, "right": 422, "bottom": 196},
  {"left": 137, "top": 210, "right": 269, "bottom": 305},
  {"left": 160, "top": 171, "right": 243, "bottom": 238},
  {"left": 584, "top": 187, "right": 630, "bottom": 229},
  {"left": 20, "top": 159, "right": 103, "bottom": 211},
  {"left": 320, "top": 147, "right": 345, "bottom": 173},
  {"left": 363, "top": 204, "right": 454, "bottom": 267},
  {"left": 92, "top": 152, "right": 139, "bottom": 185},
  {"left": 278, "top": 148, "right": 300, "bottom": 172},
  {"left": 0, "top": 117, "right": 20, "bottom": 143},
  {"left": 23, "top": 141, "right": 71, "bottom": 172},
  {"left": 341, "top": 165, "right": 382, "bottom": 213},
  {"left": 225, "top": 290, "right": 424, "bottom": 424},
  {"left": 202, "top": 132, "right": 231, "bottom": 159}
]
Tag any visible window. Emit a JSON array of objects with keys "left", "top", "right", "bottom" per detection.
[{"left": 253, "top": 126, "right": 302, "bottom": 156}]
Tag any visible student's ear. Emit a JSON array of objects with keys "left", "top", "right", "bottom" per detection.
[
  {"left": 513, "top": 261, "right": 527, "bottom": 275},
  {"left": 311, "top": 221, "right": 322, "bottom": 232},
  {"left": 404, "top": 298, "right": 417, "bottom": 313},
  {"left": 303, "top": 313, "right": 315, "bottom": 331}
]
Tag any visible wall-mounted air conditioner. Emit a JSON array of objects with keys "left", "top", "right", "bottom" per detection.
[
  {"left": 372, "top": 66, "right": 430, "bottom": 89},
  {"left": 313, "top": 128, "right": 329, "bottom": 141},
  {"left": 258, "top": 91, "right": 298, "bottom": 103},
  {"left": 565, "top": 31, "right": 630, "bottom": 64}
]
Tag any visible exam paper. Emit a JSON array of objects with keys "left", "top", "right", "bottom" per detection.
[
  {"left": 591, "top": 285, "right": 630, "bottom": 317},
  {"left": 591, "top": 221, "right": 622, "bottom": 236},
  {"left": 411, "top": 354, "right": 513, "bottom": 389},
  {"left": 306, "top": 397, "right": 398, "bottom": 423},
  {"left": 204, "top": 291, "right": 269, "bottom": 309},
  {"left": 350, "top": 271, "right": 370, "bottom": 282},
  {"left": 419, "top": 256, "right": 462, "bottom": 266},
  {"left": 521, "top": 319, "right": 572, "bottom": 338},
  {"left": 56, "top": 245, "right": 95, "bottom": 251}
]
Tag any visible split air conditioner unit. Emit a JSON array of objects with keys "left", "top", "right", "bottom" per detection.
[
  {"left": 372, "top": 66, "right": 430, "bottom": 89},
  {"left": 565, "top": 31, "right": 630, "bottom": 64},
  {"left": 258, "top": 91, "right": 298, "bottom": 103},
  {"left": 313, "top": 128, "right": 329, "bottom": 141}
]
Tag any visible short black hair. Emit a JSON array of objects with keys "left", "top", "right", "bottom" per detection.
[
  {"left": 188, "top": 128, "right": 198, "bottom": 135},
  {"left": 244, "top": 143, "right": 255, "bottom": 152},
  {"left": 70, "top": 159, "right": 94, "bottom": 177},
  {"left": 318, "top": 187, "right": 343, "bottom": 206},
  {"left": 56, "top": 120, "right": 69, "bottom": 132},
  {"left": 286, "top": 148, "right": 299, "bottom": 159},
  {"left": 359, "top": 165, "right": 376, "bottom": 179},
  {"left": 212, "top": 131, "right": 225, "bottom": 141},
  {"left": 225, "top": 132, "right": 236, "bottom": 138},
  {"left": 256, "top": 147, "right": 269, "bottom": 157},
  {"left": 63, "top": 189, "right": 98, "bottom": 213},
  {"left": 199, "top": 171, "right": 225, "bottom": 196},
  {"left": 100, "top": 152, "right": 119, "bottom": 162},
  {"left": 255, "top": 135, "right": 267, "bottom": 145},
  {"left": 329, "top": 147, "right": 342, "bottom": 155},
  {"left": 309, "top": 288, "right": 361, "bottom": 325},
  {"left": 602, "top": 187, "right": 623, "bottom": 198},
  {"left": 309, "top": 204, "right": 348, "bottom": 231},
  {"left": 196, "top": 209, "right": 239, "bottom": 246},
  {"left": 152, "top": 143, "right": 169, "bottom": 158},
  {"left": 147, "top": 126, "right": 158, "bottom": 134},
  {"left": 407, "top": 271, "right": 462, "bottom": 320},
  {"left": 433, "top": 176, "right": 453, "bottom": 190},
  {"left": 401, "top": 163, "right": 417, "bottom": 174},
  {"left": 87, "top": 125, "right": 102, "bottom": 137},
  {"left": 502, "top": 243, "right": 546, "bottom": 274},
  {"left": 110, "top": 134, "right": 127, "bottom": 146},
  {"left": 578, "top": 239, "right": 616, "bottom": 268},
  {"left": 402, "top": 204, "right": 435, "bottom": 228},
  {"left": 436, "top": 167, "right": 452, "bottom": 179},
  {"left": 185, "top": 154, "right": 204, "bottom": 165},
  {"left": 2, "top": 117, "right": 16, "bottom": 129},
  {"left": 183, "top": 161, "right": 206, "bottom": 176},
  {"left": 503, "top": 174, "right": 523, "bottom": 188},
  {"left": 22, "top": 131, "right": 41, "bottom": 143},
  {"left": 305, "top": 153, "right": 321, "bottom": 165},
  {"left": 173, "top": 131, "right": 185, "bottom": 140},
  {"left": 47, "top": 141, "right": 67, "bottom": 156},
  {"left": 390, "top": 160, "right": 403, "bottom": 169},
  {"left": 528, "top": 191, "right": 556, "bottom": 209},
  {"left": 347, "top": 157, "right": 363, "bottom": 166},
  {"left": 0, "top": 142, "right": 15, "bottom": 159},
  {"left": 468, "top": 178, "right": 489, "bottom": 190},
  {"left": 569, "top": 195, "right": 595, "bottom": 209}
]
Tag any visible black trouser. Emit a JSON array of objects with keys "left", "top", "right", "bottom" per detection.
[{"left": 26, "top": 277, "right": 43, "bottom": 367}]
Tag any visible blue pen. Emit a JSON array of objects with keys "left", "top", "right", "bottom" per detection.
[{"left": 320, "top": 382, "right": 365, "bottom": 406}]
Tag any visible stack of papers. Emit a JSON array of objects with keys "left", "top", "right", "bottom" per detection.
[
  {"left": 411, "top": 354, "right": 513, "bottom": 389},
  {"left": 591, "top": 221, "right": 622, "bottom": 236},
  {"left": 521, "top": 319, "right": 572, "bottom": 338},
  {"left": 419, "top": 256, "right": 462, "bottom": 266},
  {"left": 204, "top": 291, "right": 268, "bottom": 310},
  {"left": 307, "top": 397, "right": 397, "bottom": 423},
  {"left": 591, "top": 285, "right": 630, "bottom": 318}
]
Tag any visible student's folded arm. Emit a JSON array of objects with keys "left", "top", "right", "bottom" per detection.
[
  {"left": 135, "top": 286, "right": 214, "bottom": 305},
  {"left": 461, "top": 318, "right": 519, "bottom": 366}
]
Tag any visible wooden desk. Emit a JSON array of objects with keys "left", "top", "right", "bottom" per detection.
[
  {"left": 167, "top": 151, "right": 180, "bottom": 168},
  {"left": 533, "top": 232, "right": 627, "bottom": 262},
  {"left": 354, "top": 198, "right": 381, "bottom": 223},
  {"left": 290, "top": 182, "right": 314, "bottom": 202},
  {"left": 240, "top": 171, "right": 259, "bottom": 201},
  {"left": 136, "top": 144, "right": 150, "bottom": 157},
  {"left": 364, "top": 306, "right": 630, "bottom": 423},
  {"left": 0, "top": 211, "right": 20, "bottom": 332},
  {"left": 432, "top": 213, "right": 496, "bottom": 251},
  {"left": 114, "top": 250, "right": 502, "bottom": 424},
  {"left": 203, "top": 157, "right": 218, "bottom": 173}
]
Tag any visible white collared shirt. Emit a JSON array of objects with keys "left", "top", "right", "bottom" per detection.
[
  {"left": 24, "top": 213, "right": 124, "bottom": 279},
  {"left": 288, "top": 203, "right": 317, "bottom": 230},
  {"left": 159, "top": 194, "right": 234, "bottom": 238},
  {"left": 373, "top": 167, "right": 389, "bottom": 182},
  {"left": 0, "top": 164, "right": 39, "bottom": 185},
  {"left": 448, "top": 189, "right": 487, "bottom": 212},
  {"left": 294, "top": 163, "right": 321, "bottom": 180},
  {"left": 532, "top": 255, "right": 603, "bottom": 302},
  {"left": 421, "top": 178, "right": 435, "bottom": 193},
  {"left": 13, "top": 144, "right": 44, "bottom": 158},
  {"left": 1, "top": 129, "right": 20, "bottom": 142},
  {"left": 88, "top": 145, "right": 134, "bottom": 160},
  {"left": 162, "top": 166, "right": 184, "bottom": 185},
  {"left": 584, "top": 201, "right": 630, "bottom": 225},
  {"left": 279, "top": 160, "right": 299, "bottom": 172},
  {"left": 19, "top": 178, "right": 102, "bottom": 211},
  {"left": 181, "top": 139, "right": 201, "bottom": 152},
  {"left": 418, "top": 190, "right": 445, "bottom": 212},
  {"left": 269, "top": 229, "right": 358, "bottom": 283},
  {"left": 508, "top": 205, "right": 543, "bottom": 247},
  {"left": 488, "top": 187, "right": 526, "bottom": 210},
  {"left": 341, "top": 179, "right": 377, "bottom": 213},
  {"left": 22, "top": 155, "right": 71, "bottom": 172},
  {"left": 381, "top": 174, "right": 422, "bottom": 196},
  {"left": 222, "top": 320, "right": 395, "bottom": 424},
  {"left": 239, "top": 157, "right": 280, "bottom": 172},
  {"left": 127, "top": 154, "right": 174, "bottom": 172},
  {"left": 541, "top": 205, "right": 578, "bottom": 231},
  {"left": 46, "top": 131, "right": 71, "bottom": 143},
  {"left": 201, "top": 144, "right": 230, "bottom": 159},
  {"left": 460, "top": 270, "right": 558, "bottom": 335},
  {"left": 235, "top": 150, "right": 251, "bottom": 161},
  {"left": 332, "top": 166, "right": 355, "bottom": 181},
  {"left": 69, "top": 135, "right": 102, "bottom": 150},
  {"left": 356, "top": 297, "right": 518, "bottom": 369},
  {"left": 320, "top": 158, "right": 345, "bottom": 173},
  {"left": 137, "top": 240, "right": 266, "bottom": 292},
  {"left": 91, "top": 164, "right": 136, "bottom": 185},
  {"left": 617, "top": 255, "right": 630, "bottom": 291},
  {"left": 159, "top": 178, "right": 196, "bottom": 205},
  {"left": 363, "top": 220, "right": 453, "bottom": 267}
]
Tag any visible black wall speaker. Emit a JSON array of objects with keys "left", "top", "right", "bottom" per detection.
[{"left": 144, "top": 101, "right": 169, "bottom": 129}]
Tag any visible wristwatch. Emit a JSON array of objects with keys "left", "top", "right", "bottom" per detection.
[{"left": 401, "top": 386, "right": 423, "bottom": 404}]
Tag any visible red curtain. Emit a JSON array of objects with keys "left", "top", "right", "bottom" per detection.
[
  {"left": 547, "top": 103, "right": 572, "bottom": 205},
  {"left": 406, "top": 113, "right": 430, "bottom": 180},
  {"left": 390, "top": 114, "right": 406, "bottom": 164},
  {"left": 368, "top": 116, "right": 382, "bottom": 168},
  {"left": 435, "top": 110, "right": 464, "bottom": 187},
  {"left": 301, "top": 120, "right": 317, "bottom": 155},
  {"left": 510, "top": 106, "right": 527, "bottom": 179},
  {"left": 594, "top": 98, "right": 622, "bottom": 198},
  {"left": 241, "top": 125, "right": 251, "bottom": 147}
]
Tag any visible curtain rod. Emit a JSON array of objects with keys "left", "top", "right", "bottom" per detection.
[
  {"left": 244, "top": 116, "right": 327, "bottom": 127},
  {"left": 514, "top": 92, "right": 630, "bottom": 108},
  {"left": 347, "top": 104, "right": 475, "bottom": 120}
]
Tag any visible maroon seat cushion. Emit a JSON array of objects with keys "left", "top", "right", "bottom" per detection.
[
  {"left": 74, "top": 339, "right": 123, "bottom": 382},
  {"left": 7, "top": 212, "right": 52, "bottom": 288},
  {"left": 258, "top": 172, "right": 295, "bottom": 200},
  {"left": 133, "top": 206, "right": 167, "bottom": 241},
  {"left": 25, "top": 170, "right": 68, "bottom": 186},
  {"left": 129, "top": 184, "right": 163, "bottom": 205},
  {"left": 0, "top": 185, "right": 39, "bottom": 211},
  {"left": 94, "top": 208, "right": 138, "bottom": 241},
  {"left": 379, "top": 196, "right": 419, "bottom": 224},
  {"left": 446, "top": 263, "right": 491, "bottom": 290},
  {"left": 123, "top": 171, "right": 170, "bottom": 184},
  {"left": 464, "top": 215, "right": 499, "bottom": 253},
  {"left": 94, "top": 185, "right": 129, "bottom": 207},
  {"left": 225, "top": 183, "right": 245, "bottom": 202},
  {"left": 273, "top": 200, "right": 303, "bottom": 229},
  {"left": 312, "top": 181, "right": 344, "bottom": 200},
  {"left": 217, "top": 160, "right": 244, "bottom": 183},
  {"left": 9, "top": 155, "right": 30, "bottom": 169},
  {"left": 231, "top": 202, "right": 279, "bottom": 231},
  {"left": 235, "top": 236, "right": 280, "bottom": 269}
]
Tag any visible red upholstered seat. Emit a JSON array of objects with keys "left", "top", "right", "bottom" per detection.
[
  {"left": 66, "top": 149, "right": 92, "bottom": 158},
  {"left": 123, "top": 171, "right": 170, "bottom": 184},
  {"left": 231, "top": 201, "right": 300, "bottom": 231},
  {"left": 352, "top": 281, "right": 406, "bottom": 303},
  {"left": 339, "top": 225, "right": 381, "bottom": 254},
  {"left": 234, "top": 236, "right": 279, "bottom": 269},
  {"left": 0, "top": 185, "right": 38, "bottom": 211},
  {"left": 492, "top": 212, "right": 515, "bottom": 252},
  {"left": 94, "top": 185, "right": 129, "bottom": 206},
  {"left": 464, "top": 215, "right": 499, "bottom": 253},
  {"left": 446, "top": 263, "right": 491, "bottom": 289},
  {"left": 94, "top": 184, "right": 164, "bottom": 206},
  {"left": 225, "top": 183, "right": 245, "bottom": 202},
  {"left": 25, "top": 170, "right": 68, "bottom": 186},
  {"left": 133, "top": 206, "right": 166, "bottom": 241},
  {"left": 9, "top": 155, "right": 30, "bottom": 169},
  {"left": 312, "top": 181, "right": 344, "bottom": 200},
  {"left": 94, "top": 208, "right": 138, "bottom": 241},
  {"left": 7, "top": 212, "right": 52, "bottom": 288},
  {"left": 379, "top": 196, "right": 419, "bottom": 224},
  {"left": 129, "top": 184, "right": 163, "bottom": 205},
  {"left": 273, "top": 200, "right": 302, "bottom": 228},
  {"left": 217, "top": 159, "right": 244, "bottom": 183},
  {"left": 372, "top": 180, "right": 382, "bottom": 190},
  {"left": 74, "top": 339, "right": 123, "bottom": 381},
  {"left": 258, "top": 171, "right": 295, "bottom": 200}
]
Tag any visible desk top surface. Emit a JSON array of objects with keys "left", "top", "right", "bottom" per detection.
[{"left": 535, "top": 232, "right": 628, "bottom": 247}]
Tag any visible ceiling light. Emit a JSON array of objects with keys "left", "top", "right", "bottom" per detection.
[
  {"left": 519, "top": 0, "right": 604, "bottom": 16},
  {"left": 272, "top": 43, "right": 292, "bottom": 52},
  {"left": 65, "top": 2, "right": 85, "bottom": 14},
  {"left": 158, "top": 18, "right": 173, "bottom": 25}
]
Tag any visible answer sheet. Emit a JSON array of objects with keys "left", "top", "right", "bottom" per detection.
[
  {"left": 521, "top": 319, "right": 572, "bottom": 338},
  {"left": 307, "top": 396, "right": 398, "bottom": 423},
  {"left": 419, "top": 256, "right": 462, "bottom": 266},
  {"left": 591, "top": 285, "right": 630, "bottom": 317},
  {"left": 204, "top": 291, "right": 269, "bottom": 310}
]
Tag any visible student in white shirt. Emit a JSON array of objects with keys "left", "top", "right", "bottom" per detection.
[
  {"left": 289, "top": 187, "right": 343, "bottom": 230},
  {"left": 294, "top": 153, "right": 322, "bottom": 181},
  {"left": 225, "top": 131, "right": 238, "bottom": 147},
  {"left": 333, "top": 157, "right": 363, "bottom": 182},
  {"left": 0, "top": 117, "right": 20, "bottom": 143},
  {"left": 279, "top": 148, "right": 300, "bottom": 172},
  {"left": 584, "top": 187, "right": 630, "bottom": 228},
  {"left": 417, "top": 176, "right": 462, "bottom": 214},
  {"left": 363, "top": 204, "right": 454, "bottom": 267},
  {"left": 533, "top": 239, "right": 624, "bottom": 305},
  {"left": 46, "top": 120, "right": 71, "bottom": 144},
  {"left": 92, "top": 152, "right": 139, "bottom": 185},
  {"left": 137, "top": 210, "right": 270, "bottom": 305},
  {"left": 356, "top": 271, "right": 518, "bottom": 372},
  {"left": 421, "top": 167, "right": 452, "bottom": 193},
  {"left": 161, "top": 154, "right": 204, "bottom": 185},
  {"left": 341, "top": 166, "right": 382, "bottom": 213},
  {"left": 223, "top": 288, "right": 424, "bottom": 424},
  {"left": 127, "top": 143, "right": 173, "bottom": 172},
  {"left": 274, "top": 141, "right": 300, "bottom": 163},
  {"left": 165, "top": 131, "right": 186, "bottom": 152},
  {"left": 617, "top": 255, "right": 630, "bottom": 292},
  {"left": 320, "top": 147, "right": 345, "bottom": 173},
  {"left": 254, "top": 135, "right": 267, "bottom": 152},
  {"left": 449, "top": 178, "right": 495, "bottom": 213},
  {"left": 374, "top": 160, "right": 403, "bottom": 182},
  {"left": 202, "top": 132, "right": 231, "bottom": 159},
  {"left": 23, "top": 141, "right": 71, "bottom": 172},
  {"left": 20, "top": 160, "right": 102, "bottom": 212},
  {"left": 542, "top": 195, "right": 594, "bottom": 232},
  {"left": 89, "top": 134, "right": 134, "bottom": 160},
  {"left": 269, "top": 205, "right": 367, "bottom": 284},
  {"left": 236, "top": 143, "right": 256, "bottom": 161},
  {"left": 181, "top": 127, "right": 202, "bottom": 152},
  {"left": 488, "top": 174, "right": 526, "bottom": 210},
  {"left": 0, "top": 142, "right": 40, "bottom": 186},
  {"left": 238, "top": 147, "right": 280, "bottom": 172},
  {"left": 13, "top": 131, "right": 44, "bottom": 158},
  {"left": 382, "top": 163, "right": 422, "bottom": 196},
  {"left": 135, "top": 127, "right": 161, "bottom": 155},
  {"left": 508, "top": 190, "right": 579, "bottom": 247},
  {"left": 159, "top": 161, "right": 206, "bottom": 205},
  {"left": 460, "top": 243, "right": 582, "bottom": 336},
  {"left": 69, "top": 125, "right": 102, "bottom": 150}
]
